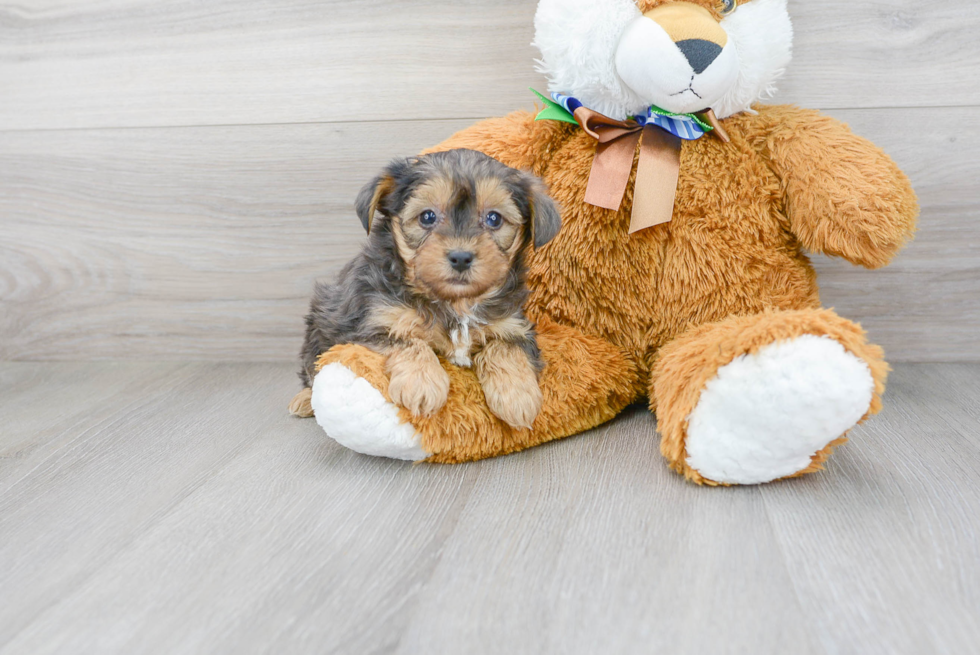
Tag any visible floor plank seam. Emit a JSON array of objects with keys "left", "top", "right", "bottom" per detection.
[
  {"left": 758, "top": 489, "right": 827, "bottom": 655},
  {"left": 367, "top": 464, "right": 485, "bottom": 655}
]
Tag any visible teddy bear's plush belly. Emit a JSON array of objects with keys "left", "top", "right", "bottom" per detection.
[{"left": 524, "top": 126, "right": 821, "bottom": 375}]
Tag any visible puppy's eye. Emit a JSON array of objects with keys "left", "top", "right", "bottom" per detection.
[
  {"left": 719, "top": 0, "right": 737, "bottom": 15},
  {"left": 418, "top": 210, "right": 438, "bottom": 228},
  {"left": 484, "top": 211, "right": 503, "bottom": 230}
]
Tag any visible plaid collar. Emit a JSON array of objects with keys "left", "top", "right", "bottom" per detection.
[{"left": 534, "top": 90, "right": 713, "bottom": 141}]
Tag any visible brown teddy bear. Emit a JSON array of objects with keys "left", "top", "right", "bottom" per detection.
[{"left": 307, "top": 0, "right": 918, "bottom": 485}]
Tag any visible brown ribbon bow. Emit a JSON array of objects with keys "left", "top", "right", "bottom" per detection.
[{"left": 571, "top": 107, "right": 729, "bottom": 233}]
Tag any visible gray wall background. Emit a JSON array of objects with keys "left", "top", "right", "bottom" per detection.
[{"left": 1, "top": 0, "right": 977, "bottom": 362}]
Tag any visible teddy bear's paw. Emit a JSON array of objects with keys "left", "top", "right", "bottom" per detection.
[
  {"left": 684, "top": 335, "right": 874, "bottom": 485},
  {"left": 310, "top": 362, "right": 430, "bottom": 461}
]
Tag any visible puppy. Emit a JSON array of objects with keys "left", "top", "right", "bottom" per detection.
[{"left": 289, "top": 149, "right": 561, "bottom": 429}]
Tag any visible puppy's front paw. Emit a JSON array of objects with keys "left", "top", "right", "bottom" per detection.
[
  {"left": 476, "top": 343, "right": 543, "bottom": 430},
  {"left": 483, "top": 374, "right": 543, "bottom": 430},
  {"left": 387, "top": 342, "right": 451, "bottom": 417},
  {"left": 389, "top": 366, "right": 450, "bottom": 417}
]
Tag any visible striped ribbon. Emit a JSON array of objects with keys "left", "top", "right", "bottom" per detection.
[{"left": 550, "top": 92, "right": 708, "bottom": 141}]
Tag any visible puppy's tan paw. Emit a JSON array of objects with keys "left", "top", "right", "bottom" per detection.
[
  {"left": 289, "top": 388, "right": 314, "bottom": 418},
  {"left": 476, "top": 342, "right": 543, "bottom": 430},
  {"left": 483, "top": 374, "right": 542, "bottom": 430},
  {"left": 387, "top": 341, "right": 451, "bottom": 417},
  {"left": 388, "top": 366, "right": 450, "bottom": 417}
]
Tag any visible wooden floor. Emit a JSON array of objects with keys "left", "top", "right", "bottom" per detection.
[{"left": 1, "top": 362, "right": 979, "bottom": 654}]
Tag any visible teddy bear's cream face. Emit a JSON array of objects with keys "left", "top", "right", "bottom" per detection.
[{"left": 533, "top": 0, "right": 792, "bottom": 120}]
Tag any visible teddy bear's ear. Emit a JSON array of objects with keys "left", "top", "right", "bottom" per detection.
[
  {"left": 355, "top": 158, "right": 414, "bottom": 234},
  {"left": 526, "top": 177, "right": 562, "bottom": 249}
]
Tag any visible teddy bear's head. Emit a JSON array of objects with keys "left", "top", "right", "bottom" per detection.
[{"left": 533, "top": 0, "right": 792, "bottom": 120}]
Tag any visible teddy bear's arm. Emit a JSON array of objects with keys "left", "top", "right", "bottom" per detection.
[
  {"left": 760, "top": 106, "right": 919, "bottom": 269},
  {"left": 421, "top": 110, "right": 562, "bottom": 175}
]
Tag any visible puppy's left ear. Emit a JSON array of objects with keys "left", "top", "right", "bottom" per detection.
[{"left": 526, "top": 177, "right": 562, "bottom": 249}]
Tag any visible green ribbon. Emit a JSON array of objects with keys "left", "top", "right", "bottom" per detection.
[{"left": 531, "top": 88, "right": 579, "bottom": 125}]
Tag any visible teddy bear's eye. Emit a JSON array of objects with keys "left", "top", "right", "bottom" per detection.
[{"left": 719, "top": 0, "right": 738, "bottom": 15}]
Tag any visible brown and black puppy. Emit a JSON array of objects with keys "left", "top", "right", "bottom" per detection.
[{"left": 289, "top": 149, "right": 561, "bottom": 429}]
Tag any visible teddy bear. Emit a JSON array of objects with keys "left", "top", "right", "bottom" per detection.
[{"left": 306, "top": 0, "right": 918, "bottom": 485}]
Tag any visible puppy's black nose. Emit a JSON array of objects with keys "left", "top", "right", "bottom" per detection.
[
  {"left": 447, "top": 250, "right": 475, "bottom": 272},
  {"left": 675, "top": 39, "right": 722, "bottom": 75}
]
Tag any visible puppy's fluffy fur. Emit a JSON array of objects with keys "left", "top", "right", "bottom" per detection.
[{"left": 290, "top": 149, "right": 562, "bottom": 429}]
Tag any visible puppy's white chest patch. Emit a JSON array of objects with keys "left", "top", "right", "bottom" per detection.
[{"left": 449, "top": 314, "right": 484, "bottom": 368}]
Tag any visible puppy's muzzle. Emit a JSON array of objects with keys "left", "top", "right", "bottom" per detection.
[{"left": 447, "top": 250, "right": 475, "bottom": 273}]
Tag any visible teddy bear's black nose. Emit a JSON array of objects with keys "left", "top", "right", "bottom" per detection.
[
  {"left": 447, "top": 250, "right": 475, "bottom": 272},
  {"left": 676, "top": 39, "right": 723, "bottom": 75}
]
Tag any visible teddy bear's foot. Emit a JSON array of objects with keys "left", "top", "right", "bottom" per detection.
[
  {"left": 685, "top": 334, "right": 873, "bottom": 484},
  {"left": 653, "top": 308, "right": 888, "bottom": 485},
  {"left": 310, "top": 361, "right": 429, "bottom": 461},
  {"left": 310, "top": 319, "right": 640, "bottom": 463}
]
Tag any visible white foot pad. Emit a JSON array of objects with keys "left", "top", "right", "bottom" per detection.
[
  {"left": 685, "top": 335, "right": 874, "bottom": 485},
  {"left": 310, "top": 363, "right": 430, "bottom": 461}
]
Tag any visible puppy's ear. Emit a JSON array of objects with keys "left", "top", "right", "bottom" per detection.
[
  {"left": 356, "top": 158, "right": 416, "bottom": 234},
  {"left": 526, "top": 176, "right": 562, "bottom": 249},
  {"left": 354, "top": 173, "right": 396, "bottom": 234}
]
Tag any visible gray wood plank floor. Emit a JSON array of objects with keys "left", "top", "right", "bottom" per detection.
[{"left": 1, "top": 362, "right": 978, "bottom": 654}]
